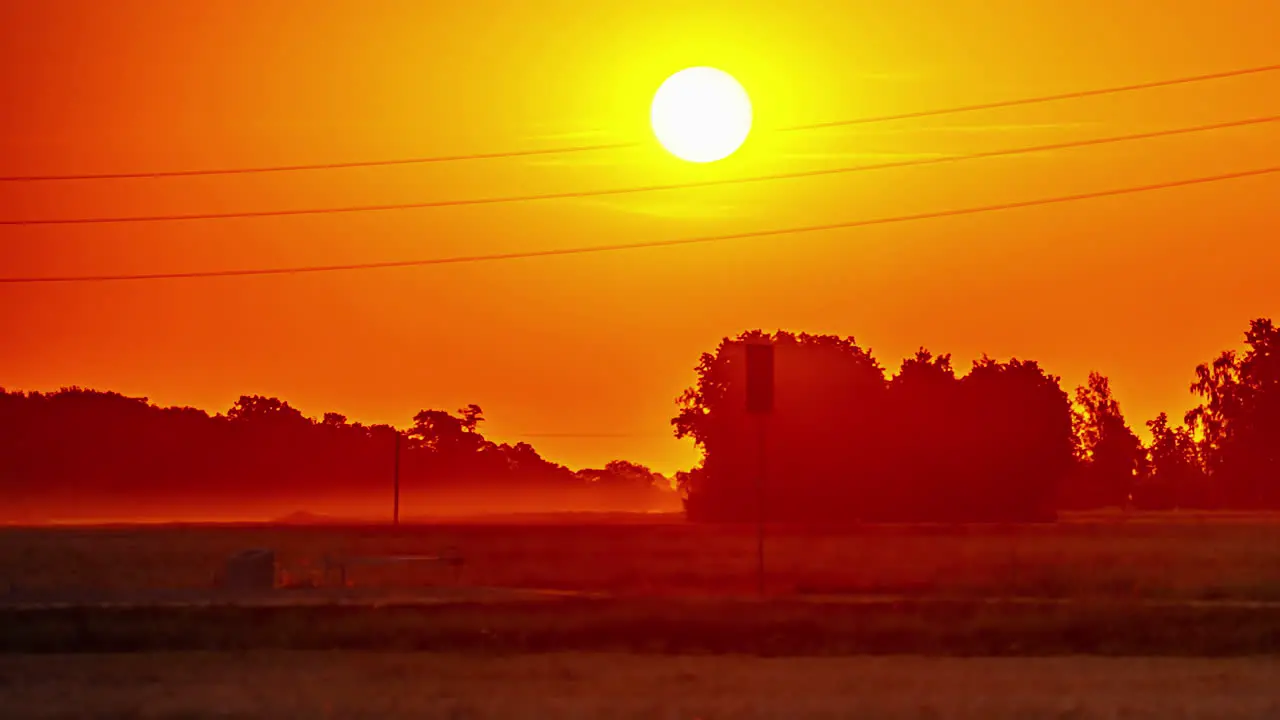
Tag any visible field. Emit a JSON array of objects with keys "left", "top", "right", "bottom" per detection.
[
  {"left": 4, "top": 515, "right": 1280, "bottom": 716},
  {"left": 4, "top": 512, "right": 1280, "bottom": 600},
  {"left": 3, "top": 513, "right": 1280, "bottom": 655},
  {"left": 2, "top": 652, "right": 1278, "bottom": 719}
]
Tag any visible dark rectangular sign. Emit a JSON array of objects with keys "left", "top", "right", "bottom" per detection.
[{"left": 745, "top": 343, "right": 774, "bottom": 414}]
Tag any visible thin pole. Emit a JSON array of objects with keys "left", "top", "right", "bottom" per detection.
[
  {"left": 756, "top": 413, "right": 766, "bottom": 598},
  {"left": 393, "top": 432, "right": 401, "bottom": 526}
]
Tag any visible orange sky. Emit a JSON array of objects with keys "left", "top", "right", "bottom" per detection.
[{"left": 1, "top": 1, "right": 1277, "bottom": 474}]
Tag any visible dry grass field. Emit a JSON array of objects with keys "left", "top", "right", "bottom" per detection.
[
  {"left": 1, "top": 652, "right": 1278, "bottom": 719},
  {"left": 7, "top": 595, "right": 1280, "bottom": 655},
  {"left": 3, "top": 516, "right": 1280, "bottom": 716},
  {"left": 3, "top": 512, "right": 1280, "bottom": 601},
  {"left": 2, "top": 513, "right": 1279, "bottom": 655}
]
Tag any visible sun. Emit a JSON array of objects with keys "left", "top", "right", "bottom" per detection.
[{"left": 651, "top": 67, "right": 753, "bottom": 163}]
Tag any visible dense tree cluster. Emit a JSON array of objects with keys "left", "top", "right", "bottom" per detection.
[
  {"left": 674, "top": 318, "right": 1280, "bottom": 521},
  {"left": 0, "top": 393, "right": 677, "bottom": 521},
  {"left": 673, "top": 332, "right": 1074, "bottom": 522}
]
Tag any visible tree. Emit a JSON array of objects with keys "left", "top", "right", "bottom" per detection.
[
  {"left": 1067, "top": 372, "right": 1144, "bottom": 509},
  {"left": 458, "top": 404, "right": 485, "bottom": 434},
  {"left": 673, "top": 332, "right": 1070, "bottom": 523},
  {"left": 576, "top": 460, "right": 677, "bottom": 512},
  {"left": 410, "top": 409, "right": 480, "bottom": 453},
  {"left": 602, "top": 460, "right": 662, "bottom": 490},
  {"left": 958, "top": 357, "right": 1074, "bottom": 521},
  {"left": 1186, "top": 351, "right": 1242, "bottom": 470},
  {"left": 1187, "top": 318, "right": 1280, "bottom": 507},
  {"left": 885, "top": 349, "right": 963, "bottom": 520},
  {"left": 674, "top": 330, "right": 887, "bottom": 523},
  {"left": 0, "top": 388, "right": 657, "bottom": 521},
  {"left": 227, "top": 395, "right": 307, "bottom": 426},
  {"left": 1136, "top": 412, "right": 1206, "bottom": 509}
]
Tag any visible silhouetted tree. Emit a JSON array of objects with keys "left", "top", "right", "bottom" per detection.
[
  {"left": 1066, "top": 372, "right": 1144, "bottom": 509},
  {"left": 1134, "top": 412, "right": 1207, "bottom": 509},
  {"left": 673, "top": 332, "right": 1071, "bottom": 523},
  {"left": 409, "top": 409, "right": 484, "bottom": 454},
  {"left": 575, "top": 460, "right": 672, "bottom": 511},
  {"left": 1187, "top": 318, "right": 1280, "bottom": 507},
  {"left": 0, "top": 390, "right": 675, "bottom": 521},
  {"left": 957, "top": 357, "right": 1073, "bottom": 522},
  {"left": 458, "top": 404, "right": 485, "bottom": 434},
  {"left": 228, "top": 395, "right": 307, "bottom": 427},
  {"left": 886, "top": 349, "right": 962, "bottom": 520},
  {"left": 675, "top": 331, "right": 889, "bottom": 522}
]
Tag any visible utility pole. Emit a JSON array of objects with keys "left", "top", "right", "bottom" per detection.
[
  {"left": 393, "top": 431, "right": 401, "bottom": 526},
  {"left": 755, "top": 413, "right": 767, "bottom": 597},
  {"left": 745, "top": 341, "right": 774, "bottom": 598}
]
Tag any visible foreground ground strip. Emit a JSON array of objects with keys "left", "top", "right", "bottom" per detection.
[{"left": 1, "top": 652, "right": 1278, "bottom": 719}]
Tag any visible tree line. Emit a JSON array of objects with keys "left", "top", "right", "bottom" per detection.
[
  {"left": 3, "top": 317, "right": 1275, "bottom": 523},
  {"left": 0, "top": 392, "right": 678, "bottom": 522},
  {"left": 672, "top": 318, "right": 1280, "bottom": 522}
]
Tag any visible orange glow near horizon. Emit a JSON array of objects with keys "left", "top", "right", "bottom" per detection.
[{"left": 1, "top": 1, "right": 1278, "bottom": 477}]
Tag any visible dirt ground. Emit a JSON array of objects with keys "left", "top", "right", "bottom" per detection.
[{"left": 0, "top": 652, "right": 1277, "bottom": 719}]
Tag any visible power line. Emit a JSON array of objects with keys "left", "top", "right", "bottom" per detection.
[
  {"left": 2, "top": 166, "right": 1272, "bottom": 284},
  {"left": 782, "top": 63, "right": 1280, "bottom": 131},
  {"left": 514, "top": 433, "right": 656, "bottom": 439},
  {"left": 0, "top": 142, "right": 641, "bottom": 182},
  {"left": 2, "top": 63, "right": 1276, "bottom": 183},
  {"left": 3, "top": 116, "right": 1272, "bottom": 226}
]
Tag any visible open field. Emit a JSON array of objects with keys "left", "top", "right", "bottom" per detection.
[
  {"left": 4, "top": 513, "right": 1280, "bottom": 601},
  {"left": 5, "top": 596, "right": 1280, "bottom": 655},
  {"left": 4, "top": 515, "right": 1280, "bottom": 656},
  {"left": 2, "top": 652, "right": 1278, "bottom": 719}
]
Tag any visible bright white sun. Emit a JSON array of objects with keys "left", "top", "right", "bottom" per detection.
[{"left": 651, "top": 67, "right": 752, "bottom": 163}]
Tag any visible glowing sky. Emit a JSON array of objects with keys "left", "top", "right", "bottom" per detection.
[{"left": 1, "top": 0, "right": 1277, "bottom": 474}]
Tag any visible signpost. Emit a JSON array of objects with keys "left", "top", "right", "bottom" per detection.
[
  {"left": 393, "top": 432, "right": 401, "bottom": 526},
  {"left": 745, "top": 341, "right": 774, "bottom": 597}
]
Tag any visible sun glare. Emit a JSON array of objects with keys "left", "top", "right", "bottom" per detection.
[{"left": 651, "top": 67, "right": 753, "bottom": 163}]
